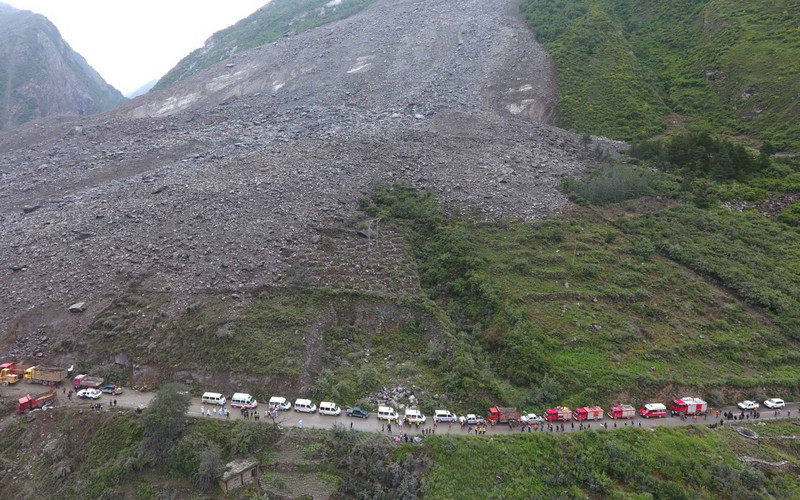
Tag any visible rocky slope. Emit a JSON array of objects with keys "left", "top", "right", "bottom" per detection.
[
  {"left": 0, "top": 0, "right": 622, "bottom": 370},
  {"left": 0, "top": 3, "right": 126, "bottom": 131}
]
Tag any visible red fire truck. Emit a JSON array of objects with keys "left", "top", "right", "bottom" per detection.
[
  {"left": 608, "top": 404, "right": 636, "bottom": 419},
  {"left": 573, "top": 406, "right": 604, "bottom": 421},
  {"left": 544, "top": 406, "right": 572, "bottom": 422},
  {"left": 669, "top": 397, "right": 707, "bottom": 416}
]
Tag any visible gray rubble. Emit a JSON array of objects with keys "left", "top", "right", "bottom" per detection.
[{"left": 0, "top": 0, "right": 623, "bottom": 360}]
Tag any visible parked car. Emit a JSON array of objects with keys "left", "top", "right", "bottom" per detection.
[
  {"left": 737, "top": 400, "right": 757, "bottom": 410},
  {"left": 77, "top": 388, "right": 102, "bottom": 399},
  {"left": 346, "top": 406, "right": 370, "bottom": 418},
  {"left": 763, "top": 398, "right": 785, "bottom": 409},
  {"left": 433, "top": 410, "right": 458, "bottom": 423},
  {"left": 459, "top": 414, "right": 486, "bottom": 426},
  {"left": 99, "top": 384, "right": 123, "bottom": 395},
  {"left": 269, "top": 396, "right": 291, "bottom": 411},
  {"left": 520, "top": 413, "right": 544, "bottom": 424}
]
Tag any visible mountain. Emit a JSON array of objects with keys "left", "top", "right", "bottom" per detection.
[
  {"left": 2, "top": 0, "right": 800, "bottom": 497},
  {"left": 154, "top": 0, "right": 377, "bottom": 90},
  {"left": 0, "top": 3, "right": 126, "bottom": 131},
  {"left": 125, "top": 79, "right": 157, "bottom": 99},
  {"left": 0, "top": 0, "right": 598, "bottom": 383}
]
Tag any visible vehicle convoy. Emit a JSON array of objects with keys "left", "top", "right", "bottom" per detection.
[
  {"left": 573, "top": 406, "right": 604, "bottom": 421},
  {"left": 545, "top": 406, "right": 572, "bottom": 422},
  {"left": 487, "top": 406, "right": 521, "bottom": 425},
  {"left": 670, "top": 397, "right": 707, "bottom": 416},
  {"left": 640, "top": 403, "right": 667, "bottom": 418},
  {"left": 608, "top": 405, "right": 636, "bottom": 419},
  {"left": 17, "top": 391, "right": 57, "bottom": 414},
  {"left": 24, "top": 366, "right": 68, "bottom": 385},
  {"left": 72, "top": 374, "right": 104, "bottom": 390}
]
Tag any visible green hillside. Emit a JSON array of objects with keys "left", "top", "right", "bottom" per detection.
[
  {"left": 521, "top": 0, "right": 800, "bottom": 149},
  {"left": 155, "top": 0, "right": 376, "bottom": 90}
]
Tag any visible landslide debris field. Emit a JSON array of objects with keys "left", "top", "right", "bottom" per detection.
[{"left": 0, "top": 0, "right": 620, "bottom": 364}]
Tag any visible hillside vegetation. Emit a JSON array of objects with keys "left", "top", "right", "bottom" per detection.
[
  {"left": 155, "top": 0, "right": 376, "bottom": 90},
  {"left": 521, "top": 0, "right": 800, "bottom": 149}
]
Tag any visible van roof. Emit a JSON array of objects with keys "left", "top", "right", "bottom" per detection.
[
  {"left": 232, "top": 392, "right": 252, "bottom": 399},
  {"left": 379, "top": 405, "right": 396, "bottom": 411},
  {"left": 320, "top": 401, "right": 337, "bottom": 406},
  {"left": 645, "top": 403, "right": 666, "bottom": 410},
  {"left": 202, "top": 392, "right": 223, "bottom": 397},
  {"left": 405, "top": 408, "right": 421, "bottom": 414},
  {"left": 295, "top": 398, "right": 311, "bottom": 404},
  {"left": 269, "top": 396, "right": 286, "bottom": 402}
]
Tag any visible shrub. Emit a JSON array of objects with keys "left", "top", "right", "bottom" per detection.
[
  {"left": 193, "top": 445, "right": 223, "bottom": 490},
  {"left": 562, "top": 161, "right": 655, "bottom": 205},
  {"left": 140, "top": 383, "right": 191, "bottom": 464},
  {"left": 706, "top": 389, "right": 725, "bottom": 408}
]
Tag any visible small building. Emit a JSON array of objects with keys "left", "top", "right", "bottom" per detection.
[{"left": 218, "top": 459, "right": 260, "bottom": 494}]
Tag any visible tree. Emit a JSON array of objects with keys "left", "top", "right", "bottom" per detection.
[
  {"left": 194, "top": 445, "right": 224, "bottom": 490},
  {"left": 139, "top": 383, "right": 191, "bottom": 464}
]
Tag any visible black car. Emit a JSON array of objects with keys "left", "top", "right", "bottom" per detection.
[{"left": 346, "top": 406, "right": 370, "bottom": 418}]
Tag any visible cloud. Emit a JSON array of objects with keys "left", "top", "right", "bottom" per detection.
[{"left": 5, "top": 0, "right": 268, "bottom": 94}]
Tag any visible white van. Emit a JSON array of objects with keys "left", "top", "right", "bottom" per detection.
[
  {"left": 294, "top": 398, "right": 317, "bottom": 413},
  {"left": 377, "top": 406, "right": 399, "bottom": 421},
  {"left": 201, "top": 392, "right": 226, "bottom": 406},
  {"left": 319, "top": 401, "right": 341, "bottom": 416},
  {"left": 231, "top": 393, "right": 258, "bottom": 409},
  {"left": 433, "top": 409, "right": 457, "bottom": 423},
  {"left": 269, "top": 396, "right": 291, "bottom": 411},
  {"left": 404, "top": 408, "right": 426, "bottom": 424}
]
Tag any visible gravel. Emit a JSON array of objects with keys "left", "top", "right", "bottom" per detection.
[{"left": 0, "top": 0, "right": 624, "bottom": 361}]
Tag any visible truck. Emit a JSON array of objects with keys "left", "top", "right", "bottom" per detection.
[
  {"left": 24, "top": 366, "right": 68, "bottom": 385},
  {"left": 608, "top": 404, "right": 636, "bottom": 419},
  {"left": 669, "top": 397, "right": 707, "bottom": 416},
  {"left": 1, "top": 362, "right": 33, "bottom": 385},
  {"left": 640, "top": 403, "right": 667, "bottom": 418},
  {"left": 545, "top": 406, "right": 572, "bottom": 422},
  {"left": 573, "top": 406, "right": 604, "bottom": 421},
  {"left": 72, "top": 374, "right": 104, "bottom": 390},
  {"left": 487, "top": 406, "right": 521, "bottom": 425},
  {"left": 17, "top": 391, "right": 57, "bottom": 414}
]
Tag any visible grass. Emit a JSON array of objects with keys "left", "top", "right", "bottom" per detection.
[
  {"left": 362, "top": 182, "right": 800, "bottom": 411},
  {"left": 426, "top": 424, "right": 800, "bottom": 498}
]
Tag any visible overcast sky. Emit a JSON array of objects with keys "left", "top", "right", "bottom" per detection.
[{"left": 6, "top": 1, "right": 269, "bottom": 95}]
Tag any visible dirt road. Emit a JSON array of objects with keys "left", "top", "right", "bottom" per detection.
[{"left": 2, "top": 382, "right": 795, "bottom": 437}]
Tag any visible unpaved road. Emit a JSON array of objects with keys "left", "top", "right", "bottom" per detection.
[{"left": 2, "top": 383, "right": 795, "bottom": 436}]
